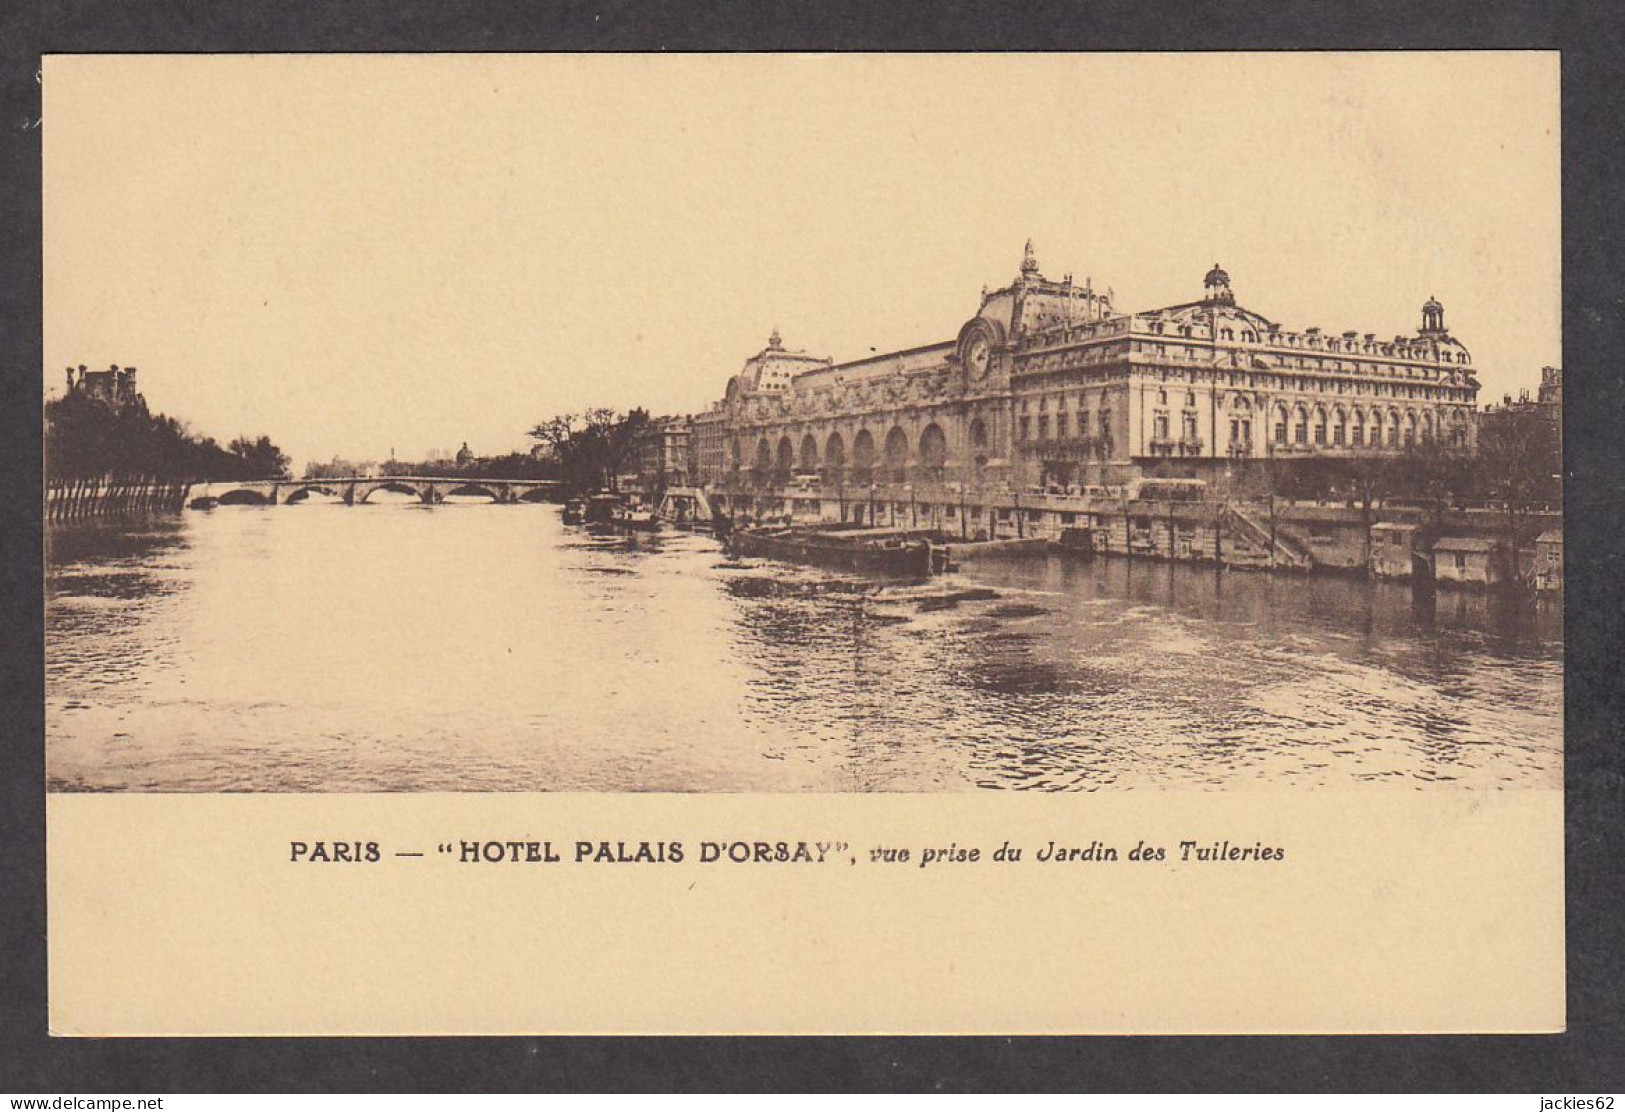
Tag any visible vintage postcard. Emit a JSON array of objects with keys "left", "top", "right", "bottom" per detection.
[{"left": 42, "top": 52, "right": 1562, "bottom": 1034}]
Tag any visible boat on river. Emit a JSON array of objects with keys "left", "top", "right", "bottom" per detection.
[
  {"left": 583, "top": 493, "right": 622, "bottom": 525},
  {"left": 612, "top": 505, "right": 661, "bottom": 531},
  {"left": 561, "top": 498, "right": 586, "bottom": 525},
  {"left": 726, "top": 524, "right": 948, "bottom": 577}
]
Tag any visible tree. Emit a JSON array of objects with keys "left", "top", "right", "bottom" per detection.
[
  {"left": 1474, "top": 408, "right": 1561, "bottom": 583},
  {"left": 45, "top": 391, "right": 282, "bottom": 484},
  {"left": 1326, "top": 454, "right": 1399, "bottom": 576},
  {"left": 1391, "top": 437, "right": 1473, "bottom": 539},
  {"left": 526, "top": 407, "right": 650, "bottom": 495},
  {"left": 228, "top": 435, "right": 292, "bottom": 480}
]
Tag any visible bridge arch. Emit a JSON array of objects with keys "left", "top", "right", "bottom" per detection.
[
  {"left": 442, "top": 483, "right": 505, "bottom": 502},
  {"left": 283, "top": 485, "right": 344, "bottom": 504},
  {"left": 215, "top": 487, "right": 274, "bottom": 506},
  {"left": 358, "top": 481, "right": 426, "bottom": 505}
]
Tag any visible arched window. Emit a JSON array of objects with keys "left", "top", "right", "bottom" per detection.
[
  {"left": 851, "top": 429, "right": 876, "bottom": 481},
  {"left": 799, "top": 433, "right": 819, "bottom": 472},
  {"left": 918, "top": 424, "right": 948, "bottom": 479},
  {"left": 1273, "top": 404, "right": 1289, "bottom": 446},
  {"left": 1293, "top": 405, "right": 1309, "bottom": 446},
  {"left": 1312, "top": 406, "right": 1328, "bottom": 446},
  {"left": 883, "top": 426, "right": 909, "bottom": 482},
  {"left": 776, "top": 436, "right": 794, "bottom": 477},
  {"left": 824, "top": 431, "right": 846, "bottom": 479},
  {"left": 968, "top": 417, "right": 988, "bottom": 449}
]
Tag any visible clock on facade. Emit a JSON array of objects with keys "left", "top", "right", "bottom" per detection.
[{"left": 965, "top": 334, "right": 991, "bottom": 379}]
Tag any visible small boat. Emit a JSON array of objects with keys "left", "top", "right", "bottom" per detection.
[
  {"left": 561, "top": 498, "right": 586, "bottom": 525},
  {"left": 726, "top": 525, "right": 948, "bottom": 577},
  {"left": 613, "top": 506, "right": 661, "bottom": 531},
  {"left": 583, "top": 493, "right": 622, "bottom": 525}
]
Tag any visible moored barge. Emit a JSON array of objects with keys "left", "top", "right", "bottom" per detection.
[{"left": 726, "top": 525, "right": 948, "bottom": 577}]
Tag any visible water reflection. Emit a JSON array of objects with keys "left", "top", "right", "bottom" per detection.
[{"left": 46, "top": 506, "right": 1561, "bottom": 792}]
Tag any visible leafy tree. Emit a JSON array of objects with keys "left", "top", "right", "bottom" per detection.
[
  {"left": 526, "top": 407, "right": 651, "bottom": 495},
  {"left": 228, "top": 435, "right": 291, "bottom": 480},
  {"left": 45, "top": 390, "right": 285, "bottom": 484},
  {"left": 1474, "top": 407, "right": 1561, "bottom": 575}
]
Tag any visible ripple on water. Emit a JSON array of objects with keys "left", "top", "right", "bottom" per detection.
[{"left": 45, "top": 517, "right": 1563, "bottom": 792}]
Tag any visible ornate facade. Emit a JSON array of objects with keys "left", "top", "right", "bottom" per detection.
[{"left": 693, "top": 243, "right": 1481, "bottom": 528}]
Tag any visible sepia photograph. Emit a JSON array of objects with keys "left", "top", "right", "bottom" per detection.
[
  {"left": 43, "top": 53, "right": 1561, "bottom": 797},
  {"left": 35, "top": 50, "right": 1572, "bottom": 1038}
]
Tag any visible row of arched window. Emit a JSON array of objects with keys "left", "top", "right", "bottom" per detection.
[
  {"left": 732, "top": 421, "right": 969, "bottom": 479},
  {"left": 1261, "top": 403, "right": 1468, "bottom": 448}
]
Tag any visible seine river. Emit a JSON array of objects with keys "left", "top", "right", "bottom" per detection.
[{"left": 46, "top": 499, "right": 1563, "bottom": 792}]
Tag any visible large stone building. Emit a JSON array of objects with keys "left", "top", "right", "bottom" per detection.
[
  {"left": 693, "top": 243, "right": 1481, "bottom": 532},
  {"left": 64, "top": 363, "right": 144, "bottom": 413},
  {"left": 625, "top": 414, "right": 695, "bottom": 495}
]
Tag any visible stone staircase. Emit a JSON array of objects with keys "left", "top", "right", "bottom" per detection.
[
  {"left": 1222, "top": 505, "right": 1314, "bottom": 571},
  {"left": 656, "top": 486, "right": 714, "bottom": 524}
]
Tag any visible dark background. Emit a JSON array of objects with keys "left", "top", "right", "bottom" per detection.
[{"left": 3, "top": 0, "right": 1621, "bottom": 1092}]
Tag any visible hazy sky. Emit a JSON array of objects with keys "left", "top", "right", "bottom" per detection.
[{"left": 44, "top": 53, "right": 1559, "bottom": 467}]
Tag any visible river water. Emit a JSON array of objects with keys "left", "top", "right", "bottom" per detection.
[{"left": 45, "top": 499, "right": 1563, "bottom": 792}]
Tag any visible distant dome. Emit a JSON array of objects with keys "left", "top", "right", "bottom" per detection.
[{"left": 1203, "top": 263, "right": 1234, "bottom": 304}]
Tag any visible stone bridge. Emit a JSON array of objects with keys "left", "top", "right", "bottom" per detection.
[{"left": 191, "top": 477, "right": 561, "bottom": 506}]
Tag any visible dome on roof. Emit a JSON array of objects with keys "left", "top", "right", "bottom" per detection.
[
  {"left": 1202, "top": 263, "right": 1235, "bottom": 305},
  {"left": 1420, "top": 295, "right": 1447, "bottom": 335}
]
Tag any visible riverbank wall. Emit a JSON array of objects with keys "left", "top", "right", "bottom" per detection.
[
  {"left": 46, "top": 478, "right": 192, "bottom": 522},
  {"left": 710, "top": 483, "right": 1561, "bottom": 587}
]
